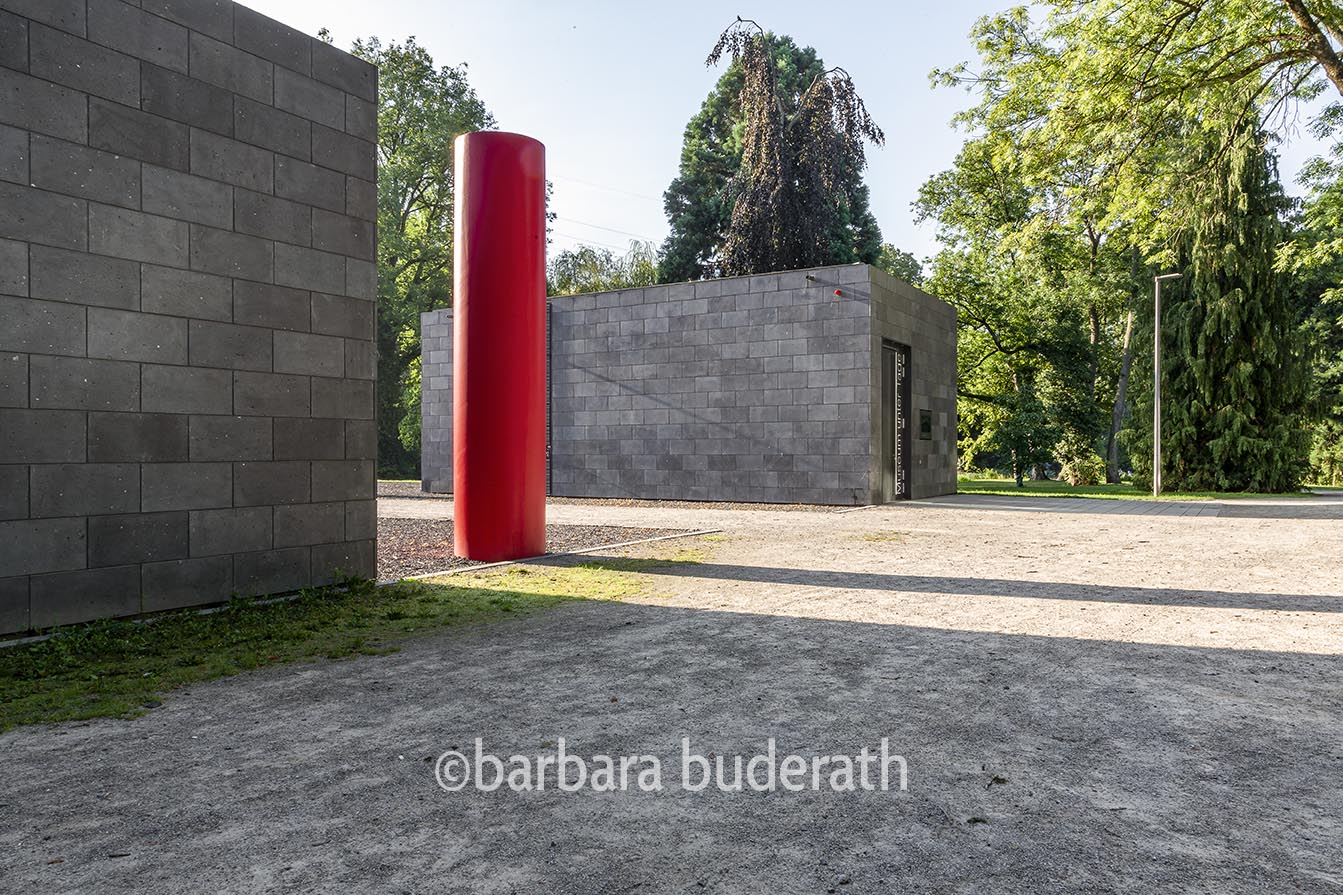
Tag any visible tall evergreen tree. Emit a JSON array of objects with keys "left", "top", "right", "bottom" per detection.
[
  {"left": 659, "top": 26, "right": 882, "bottom": 282},
  {"left": 1128, "top": 126, "right": 1312, "bottom": 492}
]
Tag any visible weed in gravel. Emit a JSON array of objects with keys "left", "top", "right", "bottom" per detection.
[{"left": 862, "top": 531, "right": 909, "bottom": 543}]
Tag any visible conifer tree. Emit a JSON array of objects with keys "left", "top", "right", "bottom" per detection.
[{"left": 1128, "top": 125, "right": 1312, "bottom": 492}]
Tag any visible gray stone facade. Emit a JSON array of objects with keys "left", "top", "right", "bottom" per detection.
[
  {"left": 0, "top": 0, "right": 378, "bottom": 634},
  {"left": 421, "top": 264, "right": 956, "bottom": 505}
]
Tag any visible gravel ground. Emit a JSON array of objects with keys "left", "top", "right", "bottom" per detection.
[
  {"left": 376, "top": 480, "right": 839, "bottom": 512},
  {"left": 4, "top": 493, "right": 1341, "bottom": 893},
  {"left": 377, "top": 517, "right": 691, "bottom": 579}
]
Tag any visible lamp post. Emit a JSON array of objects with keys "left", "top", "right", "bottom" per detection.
[{"left": 1152, "top": 272, "right": 1182, "bottom": 497}]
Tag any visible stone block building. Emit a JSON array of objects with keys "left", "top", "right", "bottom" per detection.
[
  {"left": 421, "top": 263, "right": 956, "bottom": 505},
  {"left": 0, "top": 0, "right": 378, "bottom": 634}
]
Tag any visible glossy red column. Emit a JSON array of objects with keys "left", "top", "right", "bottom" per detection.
[{"left": 452, "top": 132, "right": 547, "bottom": 561}]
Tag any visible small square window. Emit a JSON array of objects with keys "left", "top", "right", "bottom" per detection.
[{"left": 919, "top": 409, "right": 933, "bottom": 440}]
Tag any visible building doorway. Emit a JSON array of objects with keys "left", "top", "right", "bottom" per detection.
[{"left": 881, "top": 341, "right": 912, "bottom": 501}]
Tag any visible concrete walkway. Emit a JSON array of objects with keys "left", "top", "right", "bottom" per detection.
[{"left": 4, "top": 491, "right": 1341, "bottom": 893}]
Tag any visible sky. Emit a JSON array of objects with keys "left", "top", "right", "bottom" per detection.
[{"left": 248, "top": 0, "right": 1332, "bottom": 268}]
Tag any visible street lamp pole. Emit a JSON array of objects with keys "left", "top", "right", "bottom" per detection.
[{"left": 1153, "top": 273, "right": 1182, "bottom": 497}]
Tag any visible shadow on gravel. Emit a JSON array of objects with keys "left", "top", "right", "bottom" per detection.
[{"left": 558, "top": 558, "right": 1343, "bottom": 614}]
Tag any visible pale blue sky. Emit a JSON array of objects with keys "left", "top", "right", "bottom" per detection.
[{"left": 248, "top": 0, "right": 1330, "bottom": 266}]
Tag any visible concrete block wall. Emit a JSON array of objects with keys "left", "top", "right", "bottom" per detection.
[
  {"left": 0, "top": 0, "right": 378, "bottom": 634},
  {"left": 421, "top": 264, "right": 957, "bottom": 505}
]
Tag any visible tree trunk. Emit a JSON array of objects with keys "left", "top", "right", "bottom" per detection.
[
  {"left": 1283, "top": 0, "right": 1343, "bottom": 97},
  {"left": 1106, "top": 310, "right": 1136, "bottom": 483}
]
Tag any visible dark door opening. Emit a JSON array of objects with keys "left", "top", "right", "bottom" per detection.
[{"left": 881, "top": 341, "right": 912, "bottom": 501}]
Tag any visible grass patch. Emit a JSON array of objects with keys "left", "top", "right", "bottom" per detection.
[
  {"left": 574, "top": 548, "right": 708, "bottom": 574},
  {"left": 1, "top": 563, "right": 648, "bottom": 731},
  {"left": 862, "top": 530, "right": 909, "bottom": 543},
  {"left": 956, "top": 476, "right": 1316, "bottom": 501}
]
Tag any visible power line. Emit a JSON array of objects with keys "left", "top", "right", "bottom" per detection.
[
  {"left": 551, "top": 231, "right": 628, "bottom": 252},
  {"left": 551, "top": 174, "right": 663, "bottom": 203},
  {"left": 553, "top": 215, "right": 659, "bottom": 242}
]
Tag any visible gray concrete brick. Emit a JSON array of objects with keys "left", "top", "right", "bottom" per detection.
[
  {"left": 233, "top": 370, "right": 309, "bottom": 417},
  {"left": 142, "top": 461, "right": 231, "bottom": 511},
  {"left": 30, "top": 462, "right": 138, "bottom": 516},
  {"left": 233, "top": 280, "right": 309, "bottom": 331},
  {"left": 0, "top": 575, "right": 27, "bottom": 634},
  {"left": 89, "top": 96, "right": 189, "bottom": 171},
  {"left": 190, "top": 225, "right": 273, "bottom": 281},
  {"left": 273, "top": 66, "right": 343, "bottom": 129},
  {"left": 0, "top": 181, "right": 87, "bottom": 250},
  {"left": 233, "top": 459, "right": 309, "bottom": 506},
  {"left": 0, "top": 352, "right": 26, "bottom": 408},
  {"left": 274, "top": 330, "right": 342, "bottom": 378},
  {"left": 30, "top": 245, "right": 137, "bottom": 310},
  {"left": 89, "top": 411, "right": 188, "bottom": 461},
  {"left": 311, "top": 292, "right": 372, "bottom": 340},
  {"left": 0, "top": 9, "right": 25, "bottom": 72},
  {"left": 0, "top": 409, "right": 85, "bottom": 462},
  {"left": 0, "top": 123, "right": 28, "bottom": 185},
  {"left": 141, "top": 555, "right": 232, "bottom": 611},
  {"left": 0, "top": 237, "right": 25, "bottom": 294},
  {"left": 234, "top": 96, "right": 310, "bottom": 162},
  {"left": 0, "top": 295, "right": 87, "bottom": 356},
  {"left": 89, "top": 203, "right": 188, "bottom": 267},
  {"left": 311, "top": 124, "right": 374, "bottom": 181},
  {"left": 311, "top": 38, "right": 376, "bottom": 101},
  {"left": 234, "top": 546, "right": 310, "bottom": 594},
  {"left": 276, "top": 245, "right": 344, "bottom": 294},
  {"left": 311, "top": 459, "right": 374, "bottom": 501},
  {"left": 190, "top": 505, "right": 272, "bottom": 556},
  {"left": 235, "top": 188, "right": 309, "bottom": 246},
  {"left": 311, "top": 377, "right": 372, "bottom": 419},
  {"left": 31, "top": 356, "right": 139, "bottom": 411},
  {"left": 3, "top": 0, "right": 84, "bottom": 36},
  {"left": 311, "top": 539, "right": 375, "bottom": 583},
  {"left": 346, "top": 258, "right": 376, "bottom": 300},
  {"left": 344, "top": 419, "right": 376, "bottom": 460},
  {"left": 141, "top": 264, "right": 232, "bottom": 322},
  {"left": 345, "top": 95, "right": 375, "bottom": 142},
  {"left": 140, "top": 62, "right": 233, "bottom": 135},
  {"left": 142, "top": 164, "right": 233, "bottom": 229},
  {"left": 190, "top": 128, "right": 273, "bottom": 193},
  {"left": 275, "top": 155, "right": 344, "bottom": 213},
  {"left": 141, "top": 363, "right": 232, "bottom": 414},
  {"left": 88, "top": 307, "right": 188, "bottom": 364},
  {"left": 273, "top": 417, "right": 343, "bottom": 460},
  {"left": 234, "top": 4, "right": 310, "bottom": 75},
  {"left": 343, "top": 338, "right": 374, "bottom": 380},
  {"left": 274, "top": 501, "right": 343, "bottom": 547},
  {"left": 312, "top": 208, "right": 373, "bottom": 261},
  {"left": 142, "top": 0, "right": 231, "bottom": 42},
  {"left": 87, "top": 0, "right": 188, "bottom": 73},
  {"left": 188, "top": 31, "right": 271, "bottom": 104},
  {"left": 88, "top": 510, "right": 188, "bottom": 566},
  {"left": 0, "top": 517, "right": 85, "bottom": 577},
  {"left": 344, "top": 175, "right": 376, "bottom": 223},
  {"left": 188, "top": 319, "right": 273, "bottom": 371},
  {"left": 0, "top": 67, "right": 86, "bottom": 144},
  {"left": 189, "top": 414, "right": 271, "bottom": 461},
  {"left": 0, "top": 465, "right": 26, "bottom": 520},
  {"left": 344, "top": 499, "right": 375, "bottom": 541},
  {"left": 30, "top": 135, "right": 140, "bottom": 209},
  {"left": 30, "top": 565, "right": 140, "bottom": 628},
  {"left": 29, "top": 23, "right": 138, "bottom": 105}
]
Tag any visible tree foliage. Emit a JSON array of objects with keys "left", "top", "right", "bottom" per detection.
[
  {"left": 660, "top": 26, "right": 883, "bottom": 281},
  {"left": 349, "top": 37, "right": 494, "bottom": 476},
  {"left": 876, "top": 245, "right": 924, "bottom": 284},
  {"left": 548, "top": 241, "right": 659, "bottom": 295}
]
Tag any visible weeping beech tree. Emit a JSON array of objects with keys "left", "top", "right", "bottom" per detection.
[
  {"left": 1129, "top": 124, "right": 1312, "bottom": 492},
  {"left": 706, "top": 18, "right": 884, "bottom": 276}
]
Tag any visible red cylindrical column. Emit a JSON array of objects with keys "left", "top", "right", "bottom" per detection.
[{"left": 452, "top": 132, "right": 547, "bottom": 561}]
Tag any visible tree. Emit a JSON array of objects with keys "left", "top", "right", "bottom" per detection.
[
  {"left": 348, "top": 37, "right": 495, "bottom": 476},
  {"left": 548, "top": 241, "right": 660, "bottom": 295},
  {"left": 1126, "top": 126, "right": 1313, "bottom": 492},
  {"left": 659, "top": 26, "right": 883, "bottom": 282},
  {"left": 876, "top": 245, "right": 924, "bottom": 284}
]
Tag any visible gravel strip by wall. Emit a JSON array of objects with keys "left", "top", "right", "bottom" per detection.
[
  {"left": 377, "top": 518, "right": 690, "bottom": 580},
  {"left": 377, "top": 481, "right": 837, "bottom": 512}
]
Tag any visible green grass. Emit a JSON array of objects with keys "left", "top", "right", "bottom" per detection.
[
  {"left": 0, "top": 562, "right": 652, "bottom": 731},
  {"left": 956, "top": 475, "right": 1316, "bottom": 501}
]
